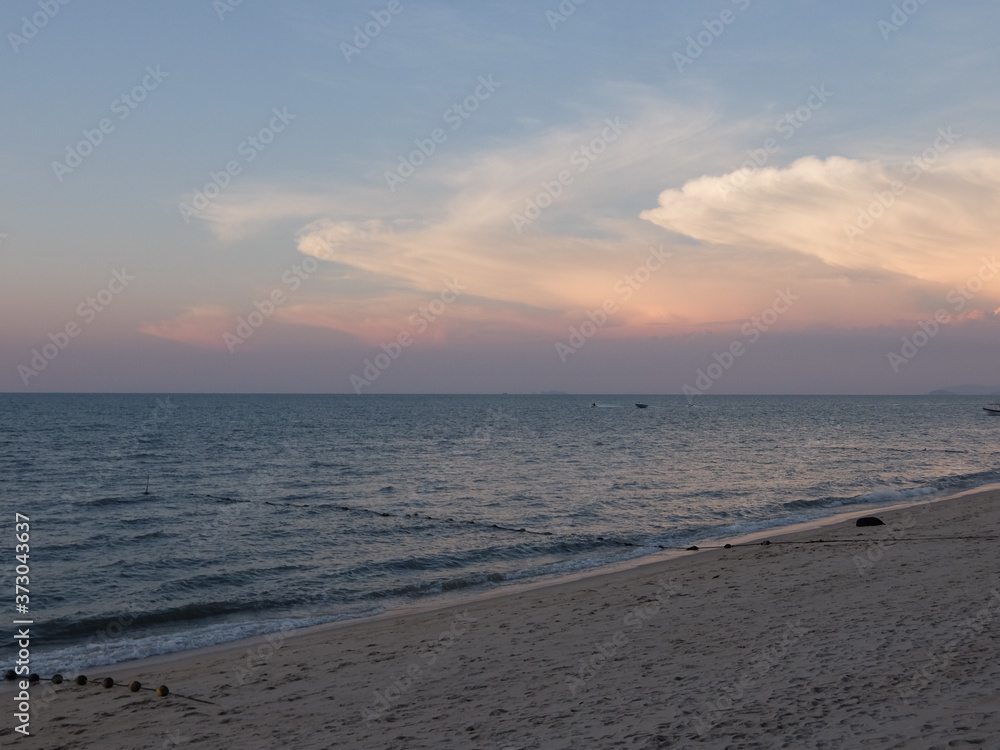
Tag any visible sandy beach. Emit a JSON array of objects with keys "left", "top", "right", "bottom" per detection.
[{"left": 6, "top": 488, "right": 1000, "bottom": 749}]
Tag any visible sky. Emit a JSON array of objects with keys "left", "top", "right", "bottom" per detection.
[{"left": 2, "top": 0, "right": 999, "bottom": 394}]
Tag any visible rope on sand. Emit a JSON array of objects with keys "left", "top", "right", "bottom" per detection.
[
  {"left": 344, "top": 503, "right": 647, "bottom": 547},
  {"left": 227, "top": 496, "right": 1000, "bottom": 552},
  {"left": 1, "top": 672, "right": 215, "bottom": 705},
  {"left": 670, "top": 535, "right": 1000, "bottom": 551},
  {"left": 277, "top": 500, "right": 566, "bottom": 538},
  {"left": 270, "top": 502, "right": 1000, "bottom": 551}
]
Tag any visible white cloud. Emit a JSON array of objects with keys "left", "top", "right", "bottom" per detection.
[
  {"left": 167, "top": 95, "right": 1000, "bottom": 346},
  {"left": 640, "top": 150, "right": 1000, "bottom": 287}
]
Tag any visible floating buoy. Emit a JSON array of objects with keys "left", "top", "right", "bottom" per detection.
[
  {"left": 29, "top": 674, "right": 40, "bottom": 684},
  {"left": 15, "top": 673, "right": 209, "bottom": 704}
]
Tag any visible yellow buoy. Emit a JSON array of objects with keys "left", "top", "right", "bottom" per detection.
[{"left": 156, "top": 685, "right": 169, "bottom": 697}]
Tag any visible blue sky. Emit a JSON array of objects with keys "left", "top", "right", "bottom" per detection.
[{"left": 2, "top": 0, "right": 999, "bottom": 393}]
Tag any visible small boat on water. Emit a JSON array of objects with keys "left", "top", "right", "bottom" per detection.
[
  {"left": 635, "top": 402, "right": 649, "bottom": 409},
  {"left": 984, "top": 403, "right": 1000, "bottom": 414}
]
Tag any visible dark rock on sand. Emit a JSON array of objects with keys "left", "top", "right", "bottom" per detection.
[{"left": 856, "top": 516, "right": 885, "bottom": 527}]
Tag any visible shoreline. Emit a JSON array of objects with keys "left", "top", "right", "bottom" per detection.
[
  {"left": 18, "top": 481, "right": 1000, "bottom": 681},
  {"left": 7, "top": 483, "right": 1000, "bottom": 747}
]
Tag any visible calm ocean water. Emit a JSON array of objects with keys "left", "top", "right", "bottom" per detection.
[{"left": 2, "top": 393, "right": 999, "bottom": 675}]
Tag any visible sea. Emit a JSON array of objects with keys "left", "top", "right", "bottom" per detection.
[{"left": 2, "top": 393, "right": 999, "bottom": 676}]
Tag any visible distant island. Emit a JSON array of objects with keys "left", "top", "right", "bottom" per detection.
[{"left": 929, "top": 386, "right": 1000, "bottom": 396}]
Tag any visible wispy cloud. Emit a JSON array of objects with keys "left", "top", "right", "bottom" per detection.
[
  {"left": 166, "top": 95, "right": 1000, "bottom": 349},
  {"left": 191, "top": 185, "right": 337, "bottom": 243},
  {"left": 139, "top": 306, "right": 234, "bottom": 348}
]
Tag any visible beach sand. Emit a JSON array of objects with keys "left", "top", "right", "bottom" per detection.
[{"left": 6, "top": 489, "right": 1000, "bottom": 749}]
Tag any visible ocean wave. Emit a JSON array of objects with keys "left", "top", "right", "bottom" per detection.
[
  {"left": 85, "top": 496, "right": 137, "bottom": 507},
  {"left": 21, "top": 610, "right": 383, "bottom": 677},
  {"left": 781, "top": 485, "right": 938, "bottom": 512},
  {"left": 18, "top": 602, "right": 265, "bottom": 646}
]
